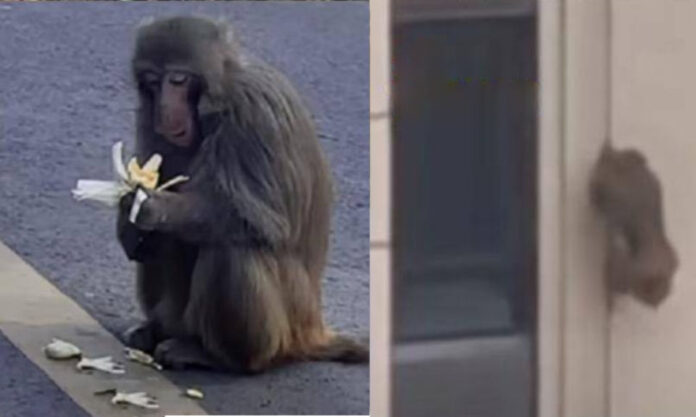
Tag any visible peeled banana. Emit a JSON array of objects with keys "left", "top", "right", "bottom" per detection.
[
  {"left": 73, "top": 141, "right": 189, "bottom": 207},
  {"left": 127, "top": 154, "right": 162, "bottom": 190}
]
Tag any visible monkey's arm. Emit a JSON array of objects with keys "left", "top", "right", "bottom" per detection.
[{"left": 133, "top": 188, "right": 284, "bottom": 247}]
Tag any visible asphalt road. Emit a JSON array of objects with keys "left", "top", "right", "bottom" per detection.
[{"left": 0, "top": 2, "right": 369, "bottom": 415}]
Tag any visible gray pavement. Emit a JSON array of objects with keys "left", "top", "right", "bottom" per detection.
[
  {"left": 0, "top": 2, "right": 368, "bottom": 415},
  {"left": 0, "top": 332, "right": 91, "bottom": 417}
]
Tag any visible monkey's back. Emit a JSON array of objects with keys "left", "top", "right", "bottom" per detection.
[{"left": 225, "top": 58, "right": 334, "bottom": 282}]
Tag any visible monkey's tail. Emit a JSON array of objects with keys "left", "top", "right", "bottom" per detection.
[{"left": 306, "top": 333, "right": 369, "bottom": 364}]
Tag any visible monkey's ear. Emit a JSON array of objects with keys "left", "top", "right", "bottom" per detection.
[
  {"left": 211, "top": 17, "right": 241, "bottom": 49},
  {"left": 135, "top": 16, "right": 156, "bottom": 30},
  {"left": 211, "top": 17, "right": 229, "bottom": 32}
]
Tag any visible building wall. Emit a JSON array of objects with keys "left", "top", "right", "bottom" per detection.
[
  {"left": 537, "top": 0, "right": 613, "bottom": 415},
  {"left": 558, "top": 0, "right": 612, "bottom": 415},
  {"left": 370, "top": 0, "right": 391, "bottom": 415},
  {"left": 610, "top": 1, "right": 696, "bottom": 415}
]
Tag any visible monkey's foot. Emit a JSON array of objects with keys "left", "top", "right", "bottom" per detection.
[
  {"left": 154, "top": 338, "right": 217, "bottom": 370},
  {"left": 123, "top": 322, "right": 159, "bottom": 353}
]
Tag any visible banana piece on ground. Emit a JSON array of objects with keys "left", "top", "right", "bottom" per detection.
[
  {"left": 43, "top": 338, "right": 82, "bottom": 360},
  {"left": 124, "top": 347, "right": 163, "bottom": 371},
  {"left": 76, "top": 356, "right": 125, "bottom": 375},
  {"left": 185, "top": 388, "right": 204, "bottom": 400},
  {"left": 111, "top": 391, "right": 159, "bottom": 409}
]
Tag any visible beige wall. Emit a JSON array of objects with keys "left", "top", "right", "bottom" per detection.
[
  {"left": 370, "top": 0, "right": 391, "bottom": 415},
  {"left": 610, "top": 1, "right": 696, "bottom": 415},
  {"left": 538, "top": 0, "right": 612, "bottom": 416},
  {"left": 544, "top": 0, "right": 696, "bottom": 414},
  {"left": 537, "top": 0, "right": 563, "bottom": 415},
  {"left": 561, "top": 0, "right": 612, "bottom": 415}
]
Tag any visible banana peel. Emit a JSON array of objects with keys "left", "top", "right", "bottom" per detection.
[{"left": 73, "top": 141, "right": 189, "bottom": 206}]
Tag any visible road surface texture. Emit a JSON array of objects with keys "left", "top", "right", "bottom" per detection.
[{"left": 0, "top": 2, "right": 369, "bottom": 415}]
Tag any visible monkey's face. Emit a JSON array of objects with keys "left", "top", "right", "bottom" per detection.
[
  {"left": 632, "top": 241, "right": 678, "bottom": 307},
  {"left": 633, "top": 277, "right": 671, "bottom": 307},
  {"left": 132, "top": 16, "right": 226, "bottom": 150},
  {"left": 136, "top": 67, "right": 203, "bottom": 148}
]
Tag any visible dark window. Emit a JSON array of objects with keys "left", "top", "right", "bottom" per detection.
[
  {"left": 392, "top": 15, "right": 538, "bottom": 343},
  {"left": 391, "top": 10, "right": 538, "bottom": 417}
]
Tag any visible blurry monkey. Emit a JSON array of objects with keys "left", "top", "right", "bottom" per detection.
[{"left": 590, "top": 142, "right": 678, "bottom": 307}]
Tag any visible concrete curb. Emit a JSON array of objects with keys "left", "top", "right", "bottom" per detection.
[{"left": 0, "top": 241, "right": 207, "bottom": 417}]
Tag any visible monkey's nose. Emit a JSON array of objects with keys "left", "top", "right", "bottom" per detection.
[{"left": 156, "top": 108, "right": 187, "bottom": 135}]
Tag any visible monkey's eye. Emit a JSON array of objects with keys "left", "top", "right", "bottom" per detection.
[
  {"left": 141, "top": 71, "right": 161, "bottom": 90},
  {"left": 168, "top": 71, "right": 190, "bottom": 85}
]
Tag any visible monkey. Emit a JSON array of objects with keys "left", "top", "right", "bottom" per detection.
[
  {"left": 115, "top": 16, "right": 368, "bottom": 372},
  {"left": 589, "top": 141, "right": 678, "bottom": 307}
]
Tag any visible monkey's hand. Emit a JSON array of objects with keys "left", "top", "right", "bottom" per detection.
[
  {"left": 117, "top": 191, "right": 160, "bottom": 262},
  {"left": 117, "top": 191, "right": 136, "bottom": 240},
  {"left": 132, "top": 187, "right": 209, "bottom": 235},
  {"left": 128, "top": 188, "right": 163, "bottom": 232}
]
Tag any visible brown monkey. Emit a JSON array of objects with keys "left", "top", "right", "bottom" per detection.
[
  {"left": 589, "top": 141, "right": 678, "bottom": 307},
  {"left": 116, "top": 16, "right": 368, "bottom": 372}
]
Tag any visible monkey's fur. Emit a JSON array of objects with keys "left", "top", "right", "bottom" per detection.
[
  {"left": 117, "top": 16, "right": 368, "bottom": 372},
  {"left": 590, "top": 142, "right": 678, "bottom": 307}
]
